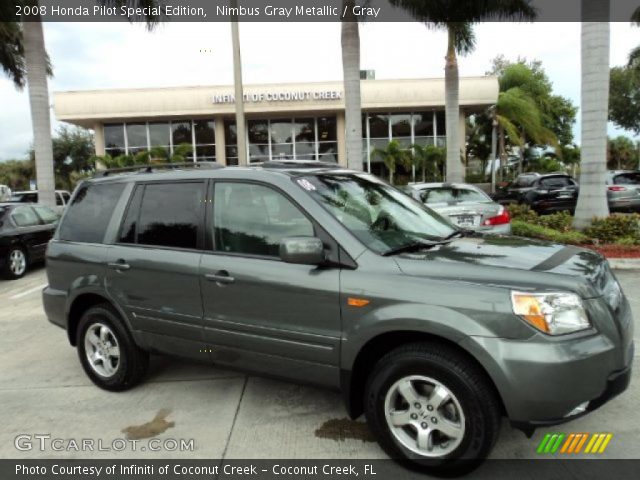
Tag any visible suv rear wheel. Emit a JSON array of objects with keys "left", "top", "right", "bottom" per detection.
[
  {"left": 364, "top": 342, "right": 501, "bottom": 474},
  {"left": 77, "top": 304, "right": 149, "bottom": 391}
]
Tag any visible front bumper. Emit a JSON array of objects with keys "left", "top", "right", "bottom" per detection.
[{"left": 459, "top": 296, "right": 634, "bottom": 426}]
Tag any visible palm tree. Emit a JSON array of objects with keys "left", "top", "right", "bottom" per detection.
[
  {"left": 371, "top": 140, "right": 408, "bottom": 184},
  {"left": 341, "top": 0, "right": 363, "bottom": 170},
  {"left": 1, "top": 1, "right": 159, "bottom": 207},
  {"left": 573, "top": 0, "right": 611, "bottom": 229},
  {"left": 230, "top": 0, "right": 247, "bottom": 165},
  {"left": 492, "top": 87, "right": 557, "bottom": 178},
  {"left": 389, "top": 1, "right": 535, "bottom": 183}
]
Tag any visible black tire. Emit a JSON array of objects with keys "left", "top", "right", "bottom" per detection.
[
  {"left": 364, "top": 342, "right": 501, "bottom": 475},
  {"left": 77, "top": 304, "right": 149, "bottom": 391},
  {"left": 2, "top": 245, "right": 28, "bottom": 280}
]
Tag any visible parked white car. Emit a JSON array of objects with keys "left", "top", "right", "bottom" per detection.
[
  {"left": 10, "top": 190, "right": 71, "bottom": 215},
  {"left": 0, "top": 185, "right": 11, "bottom": 202}
]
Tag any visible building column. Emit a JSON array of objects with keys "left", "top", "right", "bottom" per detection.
[
  {"left": 215, "top": 116, "right": 226, "bottom": 165},
  {"left": 94, "top": 122, "right": 105, "bottom": 156},
  {"left": 93, "top": 122, "right": 106, "bottom": 170},
  {"left": 336, "top": 111, "right": 347, "bottom": 167}
]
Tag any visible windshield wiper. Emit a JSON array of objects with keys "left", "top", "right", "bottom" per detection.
[
  {"left": 443, "top": 229, "right": 471, "bottom": 241},
  {"left": 382, "top": 240, "right": 448, "bottom": 257}
]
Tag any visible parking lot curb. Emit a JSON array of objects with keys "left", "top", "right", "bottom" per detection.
[{"left": 608, "top": 258, "right": 640, "bottom": 270}]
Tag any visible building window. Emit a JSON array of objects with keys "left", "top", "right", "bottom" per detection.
[
  {"left": 243, "top": 116, "right": 337, "bottom": 163},
  {"left": 361, "top": 111, "right": 446, "bottom": 173},
  {"left": 148, "top": 122, "right": 170, "bottom": 156},
  {"left": 104, "top": 123, "right": 125, "bottom": 158},
  {"left": 225, "top": 122, "right": 238, "bottom": 166},
  {"left": 102, "top": 120, "right": 215, "bottom": 162},
  {"left": 194, "top": 120, "right": 216, "bottom": 162}
]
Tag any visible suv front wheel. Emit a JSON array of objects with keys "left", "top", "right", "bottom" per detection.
[
  {"left": 77, "top": 304, "right": 149, "bottom": 391},
  {"left": 364, "top": 342, "right": 501, "bottom": 474}
]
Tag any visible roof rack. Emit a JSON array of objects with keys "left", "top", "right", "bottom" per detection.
[
  {"left": 94, "top": 161, "right": 223, "bottom": 178},
  {"left": 258, "top": 160, "right": 341, "bottom": 170}
]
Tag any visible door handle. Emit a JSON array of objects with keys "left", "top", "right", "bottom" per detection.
[
  {"left": 204, "top": 271, "right": 235, "bottom": 285},
  {"left": 107, "top": 261, "right": 131, "bottom": 271}
]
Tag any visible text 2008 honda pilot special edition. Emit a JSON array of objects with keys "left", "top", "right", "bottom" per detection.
[{"left": 43, "top": 162, "right": 633, "bottom": 472}]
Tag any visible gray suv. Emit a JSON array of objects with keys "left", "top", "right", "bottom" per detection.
[{"left": 43, "top": 162, "right": 633, "bottom": 473}]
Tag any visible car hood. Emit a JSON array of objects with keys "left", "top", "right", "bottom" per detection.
[{"left": 394, "top": 234, "right": 611, "bottom": 298}]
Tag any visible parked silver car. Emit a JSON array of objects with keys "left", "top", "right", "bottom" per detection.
[
  {"left": 407, "top": 182, "right": 512, "bottom": 234},
  {"left": 607, "top": 170, "right": 640, "bottom": 212}
]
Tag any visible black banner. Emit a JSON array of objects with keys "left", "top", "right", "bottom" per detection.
[
  {"left": 3, "top": 459, "right": 640, "bottom": 480},
  {"left": 2, "top": 0, "right": 639, "bottom": 23}
]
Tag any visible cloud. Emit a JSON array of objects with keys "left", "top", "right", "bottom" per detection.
[{"left": 1, "top": 21, "right": 638, "bottom": 160}]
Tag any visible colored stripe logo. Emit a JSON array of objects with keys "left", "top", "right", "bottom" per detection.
[{"left": 537, "top": 433, "right": 613, "bottom": 454}]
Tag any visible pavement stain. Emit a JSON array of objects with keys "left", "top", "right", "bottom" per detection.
[
  {"left": 315, "top": 418, "right": 375, "bottom": 443},
  {"left": 121, "top": 408, "right": 175, "bottom": 440}
]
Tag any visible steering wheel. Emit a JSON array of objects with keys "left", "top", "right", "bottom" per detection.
[{"left": 371, "top": 213, "right": 396, "bottom": 231}]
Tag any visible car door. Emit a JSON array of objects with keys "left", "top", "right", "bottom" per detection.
[
  {"left": 9, "top": 205, "right": 50, "bottom": 261},
  {"left": 104, "top": 181, "right": 207, "bottom": 360},
  {"left": 199, "top": 181, "right": 342, "bottom": 387}
]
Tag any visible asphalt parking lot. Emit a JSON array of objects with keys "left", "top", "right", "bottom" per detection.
[{"left": 0, "top": 265, "right": 638, "bottom": 462}]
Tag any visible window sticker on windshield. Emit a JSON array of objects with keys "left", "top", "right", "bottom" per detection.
[{"left": 297, "top": 179, "right": 316, "bottom": 191}]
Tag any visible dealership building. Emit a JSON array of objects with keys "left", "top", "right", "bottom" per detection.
[{"left": 53, "top": 76, "right": 498, "bottom": 174}]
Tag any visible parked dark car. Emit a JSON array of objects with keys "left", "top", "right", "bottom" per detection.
[
  {"left": 607, "top": 170, "right": 640, "bottom": 212},
  {"left": 43, "top": 162, "right": 632, "bottom": 473},
  {"left": 492, "top": 173, "right": 579, "bottom": 214},
  {"left": 0, "top": 203, "right": 59, "bottom": 279}
]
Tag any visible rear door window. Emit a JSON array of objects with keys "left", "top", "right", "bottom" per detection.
[
  {"left": 134, "top": 182, "right": 205, "bottom": 250},
  {"left": 59, "top": 183, "right": 125, "bottom": 243}
]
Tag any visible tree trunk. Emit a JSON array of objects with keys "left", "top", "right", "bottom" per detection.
[
  {"left": 23, "top": 17, "right": 56, "bottom": 208},
  {"left": 490, "top": 119, "right": 498, "bottom": 193},
  {"left": 518, "top": 132, "right": 526, "bottom": 174},
  {"left": 341, "top": 1, "right": 363, "bottom": 171},
  {"left": 574, "top": 5, "right": 610, "bottom": 229},
  {"left": 444, "top": 29, "right": 463, "bottom": 183},
  {"left": 230, "top": 0, "right": 247, "bottom": 166},
  {"left": 498, "top": 125, "right": 506, "bottom": 182}
]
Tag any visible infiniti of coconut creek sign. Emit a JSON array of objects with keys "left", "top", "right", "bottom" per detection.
[{"left": 212, "top": 90, "right": 343, "bottom": 104}]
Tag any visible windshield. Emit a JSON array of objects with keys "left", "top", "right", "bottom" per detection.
[
  {"left": 295, "top": 173, "right": 456, "bottom": 254},
  {"left": 420, "top": 187, "right": 490, "bottom": 204}
]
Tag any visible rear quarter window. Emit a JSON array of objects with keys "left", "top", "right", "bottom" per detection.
[{"left": 58, "top": 183, "right": 125, "bottom": 243}]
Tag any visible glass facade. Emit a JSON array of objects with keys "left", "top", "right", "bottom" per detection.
[
  {"left": 362, "top": 110, "right": 447, "bottom": 174},
  {"left": 102, "top": 120, "right": 215, "bottom": 162},
  {"left": 101, "top": 110, "right": 444, "bottom": 169},
  {"left": 246, "top": 116, "right": 337, "bottom": 163}
]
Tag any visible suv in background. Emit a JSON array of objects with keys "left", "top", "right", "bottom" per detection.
[
  {"left": 10, "top": 189, "right": 71, "bottom": 215},
  {"left": 43, "top": 162, "right": 633, "bottom": 473},
  {"left": 492, "top": 172, "right": 579, "bottom": 214},
  {"left": 607, "top": 170, "right": 640, "bottom": 212}
]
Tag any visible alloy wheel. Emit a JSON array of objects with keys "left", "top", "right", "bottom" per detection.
[
  {"left": 384, "top": 375, "right": 466, "bottom": 457},
  {"left": 9, "top": 249, "right": 26, "bottom": 276},
  {"left": 84, "top": 323, "right": 121, "bottom": 378}
]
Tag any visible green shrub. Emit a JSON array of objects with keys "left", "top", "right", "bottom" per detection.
[
  {"left": 535, "top": 211, "right": 573, "bottom": 232},
  {"left": 585, "top": 214, "right": 640, "bottom": 244},
  {"left": 615, "top": 236, "right": 640, "bottom": 246},
  {"left": 507, "top": 203, "right": 538, "bottom": 223},
  {"left": 512, "top": 220, "right": 590, "bottom": 245}
]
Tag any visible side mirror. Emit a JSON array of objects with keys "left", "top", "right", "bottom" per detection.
[{"left": 279, "top": 236, "right": 325, "bottom": 265}]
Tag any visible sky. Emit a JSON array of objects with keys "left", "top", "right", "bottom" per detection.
[{"left": 0, "top": 21, "right": 638, "bottom": 160}]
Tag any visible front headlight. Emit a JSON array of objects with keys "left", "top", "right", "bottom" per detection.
[{"left": 511, "top": 291, "right": 591, "bottom": 335}]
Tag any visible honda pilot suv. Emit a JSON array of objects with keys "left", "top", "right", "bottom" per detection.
[{"left": 43, "top": 162, "right": 633, "bottom": 473}]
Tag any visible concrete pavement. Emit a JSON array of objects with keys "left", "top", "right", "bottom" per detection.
[{"left": 0, "top": 266, "right": 638, "bottom": 462}]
